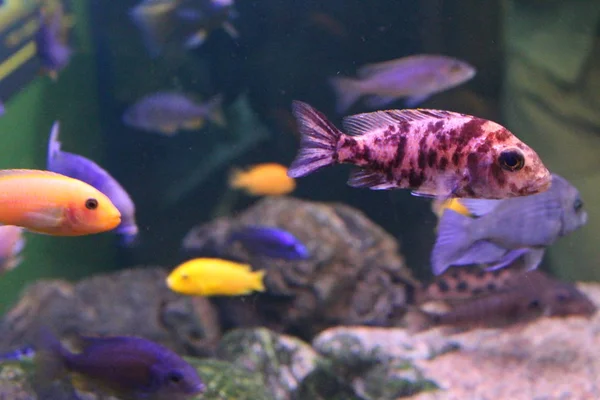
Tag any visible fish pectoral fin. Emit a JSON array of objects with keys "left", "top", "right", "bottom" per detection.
[
  {"left": 404, "top": 94, "right": 430, "bottom": 108},
  {"left": 481, "top": 248, "right": 531, "bottom": 271},
  {"left": 452, "top": 241, "right": 509, "bottom": 266},
  {"left": 24, "top": 208, "right": 66, "bottom": 230},
  {"left": 364, "top": 95, "right": 399, "bottom": 109},
  {"left": 182, "top": 118, "right": 205, "bottom": 130},
  {"left": 521, "top": 248, "right": 545, "bottom": 271},
  {"left": 347, "top": 168, "right": 396, "bottom": 189}
]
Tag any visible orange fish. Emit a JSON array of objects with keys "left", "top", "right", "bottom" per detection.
[
  {"left": 228, "top": 163, "right": 296, "bottom": 196},
  {"left": 0, "top": 169, "right": 121, "bottom": 236}
]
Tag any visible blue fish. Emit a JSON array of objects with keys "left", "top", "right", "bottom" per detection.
[
  {"left": 36, "top": 330, "right": 205, "bottom": 400},
  {"left": 0, "top": 346, "right": 35, "bottom": 362},
  {"left": 35, "top": 4, "right": 72, "bottom": 80},
  {"left": 228, "top": 226, "right": 310, "bottom": 260},
  {"left": 47, "top": 122, "right": 139, "bottom": 245}
]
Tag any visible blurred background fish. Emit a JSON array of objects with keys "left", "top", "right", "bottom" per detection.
[
  {"left": 228, "top": 163, "right": 296, "bottom": 196},
  {"left": 122, "top": 92, "right": 226, "bottom": 135},
  {"left": 47, "top": 122, "right": 139, "bottom": 246},
  {"left": 130, "top": 0, "right": 238, "bottom": 58},
  {"left": 0, "top": 170, "right": 121, "bottom": 236},
  {"left": 167, "top": 258, "right": 266, "bottom": 296},
  {"left": 431, "top": 174, "right": 588, "bottom": 275},
  {"left": 0, "top": 226, "right": 25, "bottom": 275},
  {"left": 35, "top": 330, "right": 205, "bottom": 400},
  {"left": 35, "top": 2, "right": 73, "bottom": 80},
  {"left": 227, "top": 225, "right": 309, "bottom": 260},
  {"left": 329, "top": 54, "right": 476, "bottom": 113}
]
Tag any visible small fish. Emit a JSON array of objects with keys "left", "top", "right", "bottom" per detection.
[
  {"left": 228, "top": 226, "right": 310, "bottom": 260},
  {"left": 123, "top": 92, "right": 226, "bottom": 135},
  {"left": 35, "top": 3, "right": 72, "bottom": 80},
  {"left": 47, "top": 122, "right": 138, "bottom": 245},
  {"left": 431, "top": 174, "right": 587, "bottom": 275},
  {"left": 0, "top": 169, "right": 121, "bottom": 236},
  {"left": 130, "top": 0, "right": 238, "bottom": 57},
  {"left": 35, "top": 330, "right": 205, "bottom": 400},
  {"left": 0, "top": 226, "right": 25, "bottom": 274},
  {"left": 329, "top": 54, "right": 476, "bottom": 113},
  {"left": 288, "top": 101, "right": 550, "bottom": 199},
  {"left": 229, "top": 163, "right": 296, "bottom": 196},
  {"left": 406, "top": 270, "right": 596, "bottom": 333},
  {"left": 0, "top": 346, "right": 35, "bottom": 362},
  {"left": 167, "top": 258, "right": 266, "bottom": 296}
]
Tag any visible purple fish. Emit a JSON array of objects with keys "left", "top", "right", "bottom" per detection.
[
  {"left": 123, "top": 92, "right": 226, "bottom": 135},
  {"left": 36, "top": 330, "right": 205, "bottom": 400},
  {"left": 329, "top": 54, "right": 476, "bottom": 113},
  {"left": 47, "top": 122, "right": 138, "bottom": 245},
  {"left": 35, "top": 4, "right": 72, "bottom": 80},
  {"left": 228, "top": 226, "right": 310, "bottom": 260}
]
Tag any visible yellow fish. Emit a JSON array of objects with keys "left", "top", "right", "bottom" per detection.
[
  {"left": 166, "top": 258, "right": 266, "bottom": 297},
  {"left": 228, "top": 163, "right": 296, "bottom": 196}
]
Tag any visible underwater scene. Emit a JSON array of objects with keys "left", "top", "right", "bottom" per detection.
[{"left": 0, "top": 0, "right": 598, "bottom": 399}]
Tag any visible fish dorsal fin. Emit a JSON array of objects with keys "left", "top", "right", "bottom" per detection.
[
  {"left": 459, "top": 198, "right": 503, "bottom": 217},
  {"left": 342, "top": 109, "right": 463, "bottom": 136},
  {"left": 47, "top": 121, "right": 62, "bottom": 164},
  {"left": 0, "top": 169, "right": 69, "bottom": 179}
]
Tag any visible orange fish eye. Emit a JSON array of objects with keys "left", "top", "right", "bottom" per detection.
[
  {"left": 497, "top": 149, "right": 525, "bottom": 172},
  {"left": 85, "top": 198, "right": 99, "bottom": 210}
]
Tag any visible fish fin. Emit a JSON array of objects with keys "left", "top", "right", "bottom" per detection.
[
  {"left": 347, "top": 168, "right": 396, "bottom": 189},
  {"left": 253, "top": 270, "right": 266, "bottom": 292},
  {"left": 158, "top": 124, "right": 178, "bottom": 135},
  {"left": 204, "top": 94, "right": 227, "bottom": 127},
  {"left": 404, "top": 94, "right": 430, "bottom": 108},
  {"left": 431, "top": 210, "right": 474, "bottom": 275},
  {"left": 184, "top": 30, "right": 207, "bottom": 48},
  {"left": 288, "top": 101, "right": 342, "bottom": 178},
  {"left": 364, "top": 95, "right": 399, "bottom": 109},
  {"left": 228, "top": 168, "right": 245, "bottom": 189},
  {"left": 451, "top": 241, "right": 509, "bottom": 266},
  {"left": 47, "top": 121, "right": 62, "bottom": 167},
  {"left": 404, "top": 307, "right": 436, "bottom": 333},
  {"left": 410, "top": 190, "right": 438, "bottom": 199},
  {"left": 481, "top": 248, "right": 530, "bottom": 271},
  {"left": 521, "top": 248, "right": 545, "bottom": 271},
  {"left": 1, "top": 256, "right": 23, "bottom": 273},
  {"left": 24, "top": 207, "right": 66, "bottom": 231},
  {"left": 223, "top": 22, "right": 239, "bottom": 38},
  {"left": 182, "top": 118, "right": 205, "bottom": 130},
  {"left": 328, "top": 77, "right": 363, "bottom": 114},
  {"left": 459, "top": 198, "right": 503, "bottom": 217}
]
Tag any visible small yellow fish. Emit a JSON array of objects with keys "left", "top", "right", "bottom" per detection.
[
  {"left": 166, "top": 258, "right": 266, "bottom": 297},
  {"left": 228, "top": 163, "right": 296, "bottom": 196}
]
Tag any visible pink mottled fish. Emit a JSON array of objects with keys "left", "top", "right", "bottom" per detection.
[{"left": 287, "top": 101, "right": 551, "bottom": 199}]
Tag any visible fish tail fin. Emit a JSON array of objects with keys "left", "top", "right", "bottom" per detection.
[
  {"left": 47, "top": 121, "right": 61, "bottom": 167},
  {"left": 253, "top": 270, "right": 266, "bottom": 292},
  {"left": 227, "top": 168, "right": 245, "bottom": 189},
  {"left": 33, "top": 327, "right": 69, "bottom": 387},
  {"left": 328, "top": 76, "right": 363, "bottom": 113},
  {"left": 288, "top": 101, "right": 342, "bottom": 178},
  {"left": 431, "top": 209, "right": 473, "bottom": 276},
  {"left": 204, "top": 94, "right": 227, "bottom": 127},
  {"left": 404, "top": 307, "right": 436, "bottom": 334}
]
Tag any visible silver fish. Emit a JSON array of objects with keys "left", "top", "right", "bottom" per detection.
[
  {"left": 431, "top": 173, "right": 588, "bottom": 275},
  {"left": 329, "top": 54, "right": 476, "bottom": 113},
  {"left": 123, "top": 92, "right": 226, "bottom": 135}
]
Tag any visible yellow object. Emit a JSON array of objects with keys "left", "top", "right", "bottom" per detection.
[
  {"left": 228, "top": 163, "right": 296, "bottom": 196},
  {"left": 0, "top": 169, "right": 121, "bottom": 236},
  {"left": 431, "top": 198, "right": 471, "bottom": 219},
  {"left": 166, "top": 258, "right": 266, "bottom": 297}
]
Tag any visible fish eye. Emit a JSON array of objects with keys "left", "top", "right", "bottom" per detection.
[
  {"left": 573, "top": 198, "right": 584, "bottom": 212},
  {"left": 85, "top": 198, "right": 99, "bottom": 210},
  {"left": 498, "top": 150, "right": 525, "bottom": 172},
  {"left": 167, "top": 371, "right": 184, "bottom": 384}
]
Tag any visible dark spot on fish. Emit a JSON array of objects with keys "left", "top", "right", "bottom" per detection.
[
  {"left": 400, "top": 169, "right": 410, "bottom": 179},
  {"left": 475, "top": 270, "right": 487, "bottom": 278},
  {"left": 393, "top": 137, "right": 407, "bottom": 167},
  {"left": 451, "top": 271, "right": 459, "bottom": 279},
  {"left": 417, "top": 136, "right": 428, "bottom": 169},
  {"left": 486, "top": 283, "right": 497, "bottom": 292},
  {"left": 436, "top": 133, "right": 449, "bottom": 151},
  {"left": 490, "top": 162, "right": 506, "bottom": 187},
  {"left": 456, "top": 281, "right": 468, "bottom": 292},
  {"left": 361, "top": 146, "right": 371, "bottom": 161},
  {"left": 528, "top": 299, "right": 541, "bottom": 309},
  {"left": 472, "top": 288, "right": 484, "bottom": 295},
  {"left": 427, "top": 149, "right": 438, "bottom": 168},
  {"left": 434, "top": 120, "right": 445, "bottom": 131},
  {"left": 408, "top": 170, "right": 425, "bottom": 187},
  {"left": 494, "top": 129, "right": 511, "bottom": 142},
  {"left": 438, "top": 157, "right": 448, "bottom": 171},
  {"left": 460, "top": 118, "right": 486, "bottom": 143},
  {"left": 341, "top": 137, "right": 357, "bottom": 149},
  {"left": 437, "top": 280, "right": 450, "bottom": 292},
  {"left": 452, "top": 151, "right": 461, "bottom": 166},
  {"left": 477, "top": 142, "right": 491, "bottom": 154}
]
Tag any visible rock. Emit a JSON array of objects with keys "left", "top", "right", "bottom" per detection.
[
  {"left": 0, "top": 268, "right": 221, "bottom": 356},
  {"left": 182, "top": 196, "right": 418, "bottom": 340},
  {"left": 217, "top": 328, "right": 321, "bottom": 400},
  {"left": 311, "top": 327, "right": 439, "bottom": 399}
]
